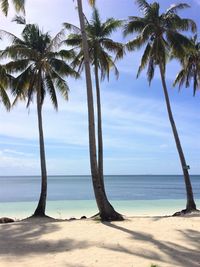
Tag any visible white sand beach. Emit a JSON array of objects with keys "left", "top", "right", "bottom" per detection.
[{"left": 0, "top": 214, "right": 199, "bottom": 267}]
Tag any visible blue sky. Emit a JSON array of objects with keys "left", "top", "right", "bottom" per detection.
[{"left": 0, "top": 0, "right": 199, "bottom": 175}]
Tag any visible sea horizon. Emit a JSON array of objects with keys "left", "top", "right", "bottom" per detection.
[{"left": 1, "top": 174, "right": 200, "bottom": 177}]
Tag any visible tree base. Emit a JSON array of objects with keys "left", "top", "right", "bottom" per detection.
[
  {"left": 100, "top": 212, "right": 124, "bottom": 222},
  {"left": 173, "top": 208, "right": 199, "bottom": 216},
  {"left": 92, "top": 211, "right": 124, "bottom": 222},
  {"left": 32, "top": 211, "right": 46, "bottom": 217}
]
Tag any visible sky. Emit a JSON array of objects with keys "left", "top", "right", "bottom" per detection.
[{"left": 0, "top": 0, "right": 199, "bottom": 176}]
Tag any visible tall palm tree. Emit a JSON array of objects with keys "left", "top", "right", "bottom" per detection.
[
  {"left": 76, "top": 0, "right": 123, "bottom": 221},
  {"left": 64, "top": 7, "right": 123, "bottom": 201},
  {"left": 1, "top": 24, "right": 78, "bottom": 216},
  {"left": 0, "top": 0, "right": 25, "bottom": 16},
  {"left": 124, "top": 0, "right": 197, "bottom": 213},
  {"left": 174, "top": 34, "right": 200, "bottom": 95}
]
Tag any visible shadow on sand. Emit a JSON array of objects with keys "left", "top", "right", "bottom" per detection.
[
  {"left": 102, "top": 222, "right": 200, "bottom": 267},
  {"left": 0, "top": 218, "right": 90, "bottom": 257}
]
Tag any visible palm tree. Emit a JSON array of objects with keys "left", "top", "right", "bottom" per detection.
[
  {"left": 0, "top": 0, "right": 25, "bottom": 16},
  {"left": 1, "top": 24, "right": 78, "bottom": 216},
  {"left": 64, "top": 7, "right": 123, "bottom": 203},
  {"left": 76, "top": 0, "right": 123, "bottom": 221},
  {"left": 174, "top": 34, "right": 200, "bottom": 95},
  {"left": 123, "top": 0, "right": 197, "bottom": 213}
]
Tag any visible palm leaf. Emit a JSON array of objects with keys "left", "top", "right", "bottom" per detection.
[
  {"left": 44, "top": 74, "right": 58, "bottom": 109},
  {"left": 64, "top": 34, "right": 82, "bottom": 47},
  {"left": 166, "top": 3, "right": 190, "bottom": 14},
  {"left": 137, "top": 43, "right": 151, "bottom": 78},
  {"left": 102, "top": 38, "right": 124, "bottom": 59},
  {"left": 12, "top": 0, "right": 25, "bottom": 14},
  {"left": 0, "top": 29, "right": 21, "bottom": 44},
  {"left": 0, "top": 85, "right": 11, "bottom": 110},
  {"left": 166, "top": 31, "right": 192, "bottom": 58},
  {"left": 46, "top": 29, "right": 66, "bottom": 52},
  {"left": 4, "top": 59, "right": 30, "bottom": 73},
  {"left": 173, "top": 69, "right": 186, "bottom": 89},
  {"left": 126, "top": 35, "right": 144, "bottom": 51},
  {"left": 12, "top": 15, "right": 26, "bottom": 24},
  {"left": 50, "top": 58, "right": 79, "bottom": 79},
  {"left": 135, "top": 0, "right": 150, "bottom": 15},
  {"left": 102, "top": 18, "right": 123, "bottom": 37},
  {"left": 1, "top": 0, "right": 25, "bottom": 16},
  {"left": 147, "top": 57, "right": 155, "bottom": 84},
  {"left": 63, "top": 22, "right": 81, "bottom": 34},
  {"left": 0, "top": 0, "right": 9, "bottom": 15},
  {"left": 49, "top": 70, "right": 69, "bottom": 100},
  {"left": 123, "top": 17, "right": 145, "bottom": 36}
]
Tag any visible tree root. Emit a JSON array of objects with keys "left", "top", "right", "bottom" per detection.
[{"left": 173, "top": 208, "right": 200, "bottom": 216}]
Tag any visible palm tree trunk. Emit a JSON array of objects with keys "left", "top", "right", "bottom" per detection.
[
  {"left": 77, "top": 0, "right": 123, "bottom": 221},
  {"left": 159, "top": 63, "right": 197, "bottom": 212},
  {"left": 94, "top": 62, "right": 104, "bottom": 188},
  {"left": 33, "top": 84, "right": 47, "bottom": 216}
]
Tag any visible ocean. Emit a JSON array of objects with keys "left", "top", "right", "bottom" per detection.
[{"left": 0, "top": 175, "right": 199, "bottom": 219}]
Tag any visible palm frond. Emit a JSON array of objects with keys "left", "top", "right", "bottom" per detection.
[
  {"left": 11, "top": 65, "right": 34, "bottom": 97},
  {"left": 0, "top": 29, "right": 21, "bottom": 44},
  {"left": 47, "top": 29, "right": 65, "bottom": 52},
  {"left": 166, "top": 3, "right": 190, "bottom": 15},
  {"left": 4, "top": 59, "right": 30, "bottom": 73},
  {"left": 64, "top": 33, "right": 82, "bottom": 47},
  {"left": 147, "top": 57, "right": 155, "bottom": 84},
  {"left": 123, "top": 17, "right": 145, "bottom": 36},
  {"left": 1, "top": 45, "right": 39, "bottom": 61},
  {"left": 101, "top": 18, "right": 123, "bottom": 37},
  {"left": 50, "top": 58, "right": 79, "bottom": 79},
  {"left": 44, "top": 74, "right": 58, "bottom": 110},
  {"left": 0, "top": 85, "right": 11, "bottom": 110},
  {"left": 50, "top": 70, "right": 69, "bottom": 100},
  {"left": 12, "top": 15, "right": 26, "bottom": 24},
  {"left": 166, "top": 31, "right": 192, "bottom": 58},
  {"left": 173, "top": 69, "right": 186, "bottom": 89},
  {"left": 63, "top": 22, "right": 81, "bottom": 34},
  {"left": 102, "top": 38, "right": 124, "bottom": 59},
  {"left": 1, "top": 0, "right": 25, "bottom": 16},
  {"left": 126, "top": 35, "right": 144, "bottom": 51},
  {"left": 12, "top": 0, "right": 25, "bottom": 14},
  {"left": 0, "top": 0, "right": 9, "bottom": 15},
  {"left": 135, "top": 0, "right": 150, "bottom": 15},
  {"left": 137, "top": 43, "right": 151, "bottom": 77},
  {"left": 47, "top": 49, "right": 76, "bottom": 61}
]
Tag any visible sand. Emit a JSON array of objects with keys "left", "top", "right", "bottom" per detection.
[{"left": 0, "top": 214, "right": 199, "bottom": 267}]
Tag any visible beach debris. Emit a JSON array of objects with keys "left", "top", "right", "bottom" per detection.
[
  {"left": 0, "top": 217, "right": 15, "bottom": 224},
  {"left": 80, "top": 216, "right": 87, "bottom": 219}
]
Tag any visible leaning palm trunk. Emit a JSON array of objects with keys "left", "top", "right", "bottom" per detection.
[
  {"left": 33, "top": 88, "right": 47, "bottom": 216},
  {"left": 159, "top": 63, "right": 197, "bottom": 212},
  {"left": 94, "top": 62, "right": 104, "bottom": 188},
  {"left": 77, "top": 0, "right": 123, "bottom": 221}
]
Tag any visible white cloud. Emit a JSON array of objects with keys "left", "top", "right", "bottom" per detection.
[{"left": 2, "top": 149, "right": 33, "bottom": 157}]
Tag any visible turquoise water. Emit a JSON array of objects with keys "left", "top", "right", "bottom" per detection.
[
  {"left": 0, "top": 175, "right": 199, "bottom": 218},
  {"left": 1, "top": 199, "right": 200, "bottom": 219}
]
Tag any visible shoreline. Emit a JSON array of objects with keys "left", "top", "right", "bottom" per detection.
[{"left": 1, "top": 198, "right": 200, "bottom": 220}]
